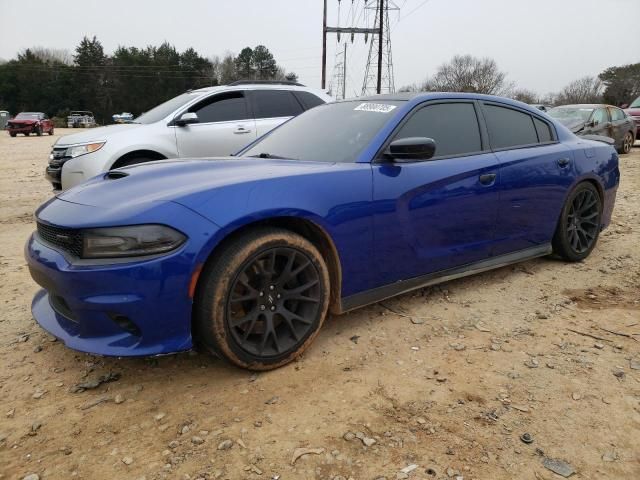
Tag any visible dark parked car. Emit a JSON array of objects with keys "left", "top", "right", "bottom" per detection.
[
  {"left": 623, "top": 96, "right": 640, "bottom": 140},
  {"left": 7, "top": 112, "right": 54, "bottom": 137},
  {"left": 547, "top": 104, "right": 636, "bottom": 154},
  {"left": 26, "top": 93, "right": 619, "bottom": 370}
]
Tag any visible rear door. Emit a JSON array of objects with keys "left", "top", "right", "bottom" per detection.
[
  {"left": 175, "top": 91, "right": 256, "bottom": 158},
  {"left": 587, "top": 107, "right": 613, "bottom": 139},
  {"left": 609, "top": 107, "right": 628, "bottom": 149},
  {"left": 481, "top": 102, "right": 574, "bottom": 255},
  {"left": 372, "top": 100, "right": 501, "bottom": 287},
  {"left": 248, "top": 89, "right": 305, "bottom": 139}
]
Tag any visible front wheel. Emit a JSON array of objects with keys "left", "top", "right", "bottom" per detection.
[
  {"left": 552, "top": 182, "right": 602, "bottom": 262},
  {"left": 194, "top": 228, "right": 330, "bottom": 370}
]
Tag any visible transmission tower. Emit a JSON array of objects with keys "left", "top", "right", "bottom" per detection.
[
  {"left": 361, "top": 0, "right": 397, "bottom": 96},
  {"left": 328, "top": 43, "right": 348, "bottom": 99}
]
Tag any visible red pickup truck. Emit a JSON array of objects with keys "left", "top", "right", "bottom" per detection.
[{"left": 7, "top": 112, "right": 54, "bottom": 137}]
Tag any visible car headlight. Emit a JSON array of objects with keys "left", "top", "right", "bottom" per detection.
[
  {"left": 65, "top": 141, "right": 106, "bottom": 158},
  {"left": 82, "top": 225, "right": 186, "bottom": 258}
]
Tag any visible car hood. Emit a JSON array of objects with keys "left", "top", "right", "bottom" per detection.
[
  {"left": 555, "top": 118, "right": 586, "bottom": 133},
  {"left": 624, "top": 107, "right": 640, "bottom": 116},
  {"left": 9, "top": 119, "right": 38, "bottom": 125},
  {"left": 57, "top": 157, "right": 339, "bottom": 209},
  {"left": 55, "top": 123, "right": 141, "bottom": 146}
]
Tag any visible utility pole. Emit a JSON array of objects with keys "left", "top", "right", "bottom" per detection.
[
  {"left": 322, "top": 0, "right": 328, "bottom": 89},
  {"left": 322, "top": 0, "right": 379, "bottom": 91},
  {"left": 377, "top": 0, "right": 383, "bottom": 94},
  {"left": 342, "top": 42, "right": 347, "bottom": 98}
]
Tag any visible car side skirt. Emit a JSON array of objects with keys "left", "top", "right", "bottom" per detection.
[{"left": 340, "top": 244, "right": 552, "bottom": 313}]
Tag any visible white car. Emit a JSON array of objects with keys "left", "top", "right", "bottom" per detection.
[{"left": 46, "top": 82, "right": 331, "bottom": 190}]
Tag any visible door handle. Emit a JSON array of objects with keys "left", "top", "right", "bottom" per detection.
[
  {"left": 557, "top": 158, "right": 570, "bottom": 168},
  {"left": 234, "top": 126, "right": 251, "bottom": 134},
  {"left": 479, "top": 173, "right": 497, "bottom": 186}
]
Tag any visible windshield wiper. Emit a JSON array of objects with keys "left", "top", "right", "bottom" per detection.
[{"left": 248, "top": 152, "right": 298, "bottom": 160}]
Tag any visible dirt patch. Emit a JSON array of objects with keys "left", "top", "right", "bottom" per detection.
[
  {"left": 1, "top": 132, "right": 640, "bottom": 479},
  {"left": 565, "top": 285, "right": 640, "bottom": 310}
]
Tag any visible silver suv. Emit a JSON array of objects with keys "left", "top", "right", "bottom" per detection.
[{"left": 46, "top": 81, "right": 331, "bottom": 190}]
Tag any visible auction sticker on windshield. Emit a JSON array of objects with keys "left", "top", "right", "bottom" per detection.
[{"left": 354, "top": 103, "right": 397, "bottom": 113}]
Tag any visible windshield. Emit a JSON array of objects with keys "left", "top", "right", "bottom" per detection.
[
  {"left": 15, "top": 113, "right": 40, "bottom": 120},
  {"left": 547, "top": 107, "right": 593, "bottom": 123},
  {"left": 630, "top": 97, "right": 640, "bottom": 108},
  {"left": 242, "top": 100, "right": 403, "bottom": 162},
  {"left": 134, "top": 92, "right": 200, "bottom": 124}
]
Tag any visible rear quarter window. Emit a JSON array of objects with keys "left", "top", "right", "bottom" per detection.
[
  {"left": 533, "top": 117, "right": 553, "bottom": 143},
  {"left": 483, "top": 104, "right": 538, "bottom": 149},
  {"left": 252, "top": 90, "right": 304, "bottom": 118},
  {"left": 293, "top": 91, "right": 326, "bottom": 111}
]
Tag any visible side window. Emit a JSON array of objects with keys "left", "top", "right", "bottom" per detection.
[
  {"left": 610, "top": 108, "right": 625, "bottom": 122},
  {"left": 483, "top": 104, "right": 538, "bottom": 149},
  {"left": 591, "top": 108, "right": 609, "bottom": 125},
  {"left": 393, "top": 102, "right": 482, "bottom": 158},
  {"left": 189, "top": 92, "right": 250, "bottom": 123},
  {"left": 252, "top": 90, "right": 304, "bottom": 119},
  {"left": 533, "top": 117, "right": 553, "bottom": 143},
  {"left": 293, "top": 91, "right": 325, "bottom": 111}
]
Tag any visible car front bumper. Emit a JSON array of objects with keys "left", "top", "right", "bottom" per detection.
[
  {"left": 8, "top": 125, "right": 36, "bottom": 134},
  {"left": 24, "top": 200, "right": 220, "bottom": 357}
]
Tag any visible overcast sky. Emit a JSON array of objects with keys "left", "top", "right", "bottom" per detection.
[{"left": 1, "top": 0, "right": 638, "bottom": 98}]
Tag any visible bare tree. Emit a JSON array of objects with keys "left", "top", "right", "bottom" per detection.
[
  {"left": 421, "top": 55, "right": 513, "bottom": 95},
  {"left": 511, "top": 88, "right": 539, "bottom": 104},
  {"left": 555, "top": 76, "right": 602, "bottom": 105},
  {"left": 29, "top": 47, "right": 73, "bottom": 65},
  {"left": 218, "top": 53, "right": 237, "bottom": 85}
]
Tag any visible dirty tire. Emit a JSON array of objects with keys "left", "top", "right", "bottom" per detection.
[
  {"left": 10, "top": 132, "right": 16, "bottom": 137},
  {"left": 194, "top": 227, "right": 330, "bottom": 370},
  {"left": 618, "top": 132, "right": 633, "bottom": 154},
  {"left": 23, "top": 132, "right": 29, "bottom": 136},
  {"left": 49, "top": 128, "right": 54, "bottom": 136},
  {"left": 36, "top": 126, "right": 42, "bottom": 136},
  {"left": 552, "top": 182, "right": 602, "bottom": 262}
]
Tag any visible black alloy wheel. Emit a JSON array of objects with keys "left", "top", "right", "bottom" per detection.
[
  {"left": 194, "top": 227, "right": 330, "bottom": 370},
  {"left": 566, "top": 189, "right": 599, "bottom": 254},
  {"left": 227, "top": 247, "right": 322, "bottom": 357},
  {"left": 553, "top": 182, "right": 602, "bottom": 262}
]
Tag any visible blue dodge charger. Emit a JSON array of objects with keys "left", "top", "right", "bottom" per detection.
[{"left": 26, "top": 93, "right": 619, "bottom": 370}]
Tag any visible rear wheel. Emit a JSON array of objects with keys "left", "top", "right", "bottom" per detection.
[
  {"left": 194, "top": 228, "right": 330, "bottom": 370},
  {"left": 552, "top": 182, "right": 602, "bottom": 262},
  {"left": 618, "top": 132, "right": 634, "bottom": 154}
]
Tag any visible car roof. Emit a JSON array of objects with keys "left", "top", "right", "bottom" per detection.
[
  {"left": 190, "top": 83, "right": 322, "bottom": 94},
  {"left": 553, "top": 104, "right": 618, "bottom": 109}
]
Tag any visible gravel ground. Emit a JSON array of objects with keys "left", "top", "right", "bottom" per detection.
[{"left": 0, "top": 130, "right": 639, "bottom": 480}]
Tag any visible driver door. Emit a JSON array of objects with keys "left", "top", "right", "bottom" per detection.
[
  {"left": 586, "top": 107, "right": 613, "bottom": 138},
  {"left": 175, "top": 91, "right": 257, "bottom": 158}
]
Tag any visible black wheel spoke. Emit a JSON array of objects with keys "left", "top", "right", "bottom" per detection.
[{"left": 226, "top": 246, "right": 321, "bottom": 358}]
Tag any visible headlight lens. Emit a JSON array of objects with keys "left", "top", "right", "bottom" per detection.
[
  {"left": 65, "top": 141, "right": 106, "bottom": 158},
  {"left": 82, "top": 225, "right": 186, "bottom": 258}
]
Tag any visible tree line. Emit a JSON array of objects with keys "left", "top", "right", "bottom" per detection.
[
  {"left": 0, "top": 36, "right": 298, "bottom": 124},
  {"left": 400, "top": 54, "right": 640, "bottom": 107}
]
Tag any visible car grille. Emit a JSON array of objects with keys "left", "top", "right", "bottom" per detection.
[
  {"left": 36, "top": 222, "right": 83, "bottom": 257},
  {"left": 49, "top": 147, "right": 70, "bottom": 168}
]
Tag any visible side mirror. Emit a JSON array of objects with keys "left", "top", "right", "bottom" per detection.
[
  {"left": 175, "top": 112, "right": 199, "bottom": 126},
  {"left": 387, "top": 137, "right": 436, "bottom": 162}
]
